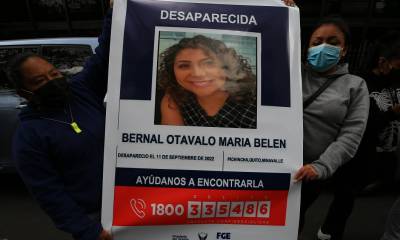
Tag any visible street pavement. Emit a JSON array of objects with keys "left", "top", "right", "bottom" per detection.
[
  {"left": 300, "top": 188, "right": 397, "bottom": 240},
  {"left": 0, "top": 173, "right": 397, "bottom": 240},
  {"left": 0, "top": 173, "right": 71, "bottom": 240}
]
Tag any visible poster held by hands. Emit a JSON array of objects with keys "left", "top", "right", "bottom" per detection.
[{"left": 103, "top": 0, "right": 302, "bottom": 239}]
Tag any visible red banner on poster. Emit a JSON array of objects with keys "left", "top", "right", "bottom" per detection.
[{"left": 113, "top": 186, "right": 288, "bottom": 226}]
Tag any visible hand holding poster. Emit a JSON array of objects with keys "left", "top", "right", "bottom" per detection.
[{"left": 102, "top": 0, "right": 302, "bottom": 239}]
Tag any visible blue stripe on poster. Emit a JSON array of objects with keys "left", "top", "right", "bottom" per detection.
[{"left": 115, "top": 167, "right": 291, "bottom": 190}]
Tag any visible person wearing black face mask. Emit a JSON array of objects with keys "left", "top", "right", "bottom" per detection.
[
  {"left": 20, "top": 76, "right": 71, "bottom": 110},
  {"left": 362, "top": 31, "right": 400, "bottom": 189},
  {"left": 360, "top": 30, "right": 400, "bottom": 240},
  {"left": 6, "top": 1, "right": 114, "bottom": 240},
  {"left": 386, "top": 67, "right": 400, "bottom": 83}
]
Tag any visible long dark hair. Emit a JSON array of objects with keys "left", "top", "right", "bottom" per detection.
[{"left": 158, "top": 35, "right": 256, "bottom": 107}]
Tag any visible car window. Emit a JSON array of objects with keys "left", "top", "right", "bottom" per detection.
[{"left": 42, "top": 45, "right": 93, "bottom": 76}]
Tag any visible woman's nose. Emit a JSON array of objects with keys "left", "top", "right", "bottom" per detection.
[
  {"left": 46, "top": 72, "right": 63, "bottom": 82},
  {"left": 42, "top": 75, "right": 53, "bottom": 84},
  {"left": 191, "top": 64, "right": 206, "bottom": 77},
  {"left": 45, "top": 75, "right": 54, "bottom": 82}
]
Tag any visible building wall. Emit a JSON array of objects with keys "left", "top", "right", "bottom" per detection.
[{"left": 0, "top": 0, "right": 399, "bottom": 73}]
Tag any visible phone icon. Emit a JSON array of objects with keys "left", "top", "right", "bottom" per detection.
[{"left": 130, "top": 198, "right": 146, "bottom": 219}]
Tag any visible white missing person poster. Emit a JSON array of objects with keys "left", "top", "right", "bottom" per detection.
[{"left": 102, "top": 0, "right": 302, "bottom": 239}]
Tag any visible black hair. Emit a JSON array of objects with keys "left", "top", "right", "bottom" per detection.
[
  {"left": 6, "top": 52, "right": 45, "bottom": 91},
  {"left": 375, "top": 31, "right": 400, "bottom": 61},
  {"left": 302, "top": 15, "right": 351, "bottom": 63},
  {"left": 312, "top": 15, "right": 351, "bottom": 49},
  {"left": 364, "top": 31, "right": 400, "bottom": 70}
]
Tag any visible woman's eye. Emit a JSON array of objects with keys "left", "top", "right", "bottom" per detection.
[
  {"left": 327, "top": 40, "right": 340, "bottom": 46},
  {"left": 51, "top": 71, "right": 62, "bottom": 78},
  {"left": 177, "top": 63, "right": 190, "bottom": 69},
  {"left": 34, "top": 78, "right": 45, "bottom": 84},
  {"left": 203, "top": 60, "right": 216, "bottom": 67},
  {"left": 311, "top": 41, "right": 322, "bottom": 46}
]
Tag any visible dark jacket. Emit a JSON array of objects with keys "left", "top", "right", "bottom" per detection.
[
  {"left": 364, "top": 72, "right": 400, "bottom": 153},
  {"left": 12, "top": 9, "right": 112, "bottom": 240}
]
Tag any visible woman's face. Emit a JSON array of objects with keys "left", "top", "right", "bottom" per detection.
[
  {"left": 21, "top": 56, "right": 63, "bottom": 92},
  {"left": 378, "top": 57, "right": 400, "bottom": 76},
  {"left": 308, "top": 23, "right": 347, "bottom": 57},
  {"left": 173, "top": 48, "right": 226, "bottom": 98}
]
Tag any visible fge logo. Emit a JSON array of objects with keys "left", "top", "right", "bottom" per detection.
[{"left": 216, "top": 232, "right": 231, "bottom": 239}]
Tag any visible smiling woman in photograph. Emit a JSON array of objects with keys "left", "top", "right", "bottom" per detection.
[{"left": 157, "top": 34, "right": 257, "bottom": 129}]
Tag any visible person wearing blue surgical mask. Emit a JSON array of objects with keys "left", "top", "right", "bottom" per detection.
[
  {"left": 306, "top": 25, "right": 347, "bottom": 74},
  {"left": 307, "top": 43, "right": 342, "bottom": 73},
  {"left": 295, "top": 16, "right": 370, "bottom": 239}
]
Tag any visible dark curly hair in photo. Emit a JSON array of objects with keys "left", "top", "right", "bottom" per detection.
[{"left": 157, "top": 34, "right": 256, "bottom": 107}]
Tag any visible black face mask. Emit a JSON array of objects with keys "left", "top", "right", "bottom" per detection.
[
  {"left": 386, "top": 68, "right": 400, "bottom": 82},
  {"left": 29, "top": 77, "right": 71, "bottom": 110}
]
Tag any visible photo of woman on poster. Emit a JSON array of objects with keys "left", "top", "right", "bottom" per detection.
[{"left": 156, "top": 34, "right": 257, "bottom": 129}]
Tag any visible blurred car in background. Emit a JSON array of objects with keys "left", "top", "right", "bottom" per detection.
[{"left": 0, "top": 37, "right": 97, "bottom": 172}]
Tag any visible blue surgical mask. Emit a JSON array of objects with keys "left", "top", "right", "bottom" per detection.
[{"left": 307, "top": 43, "right": 341, "bottom": 72}]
